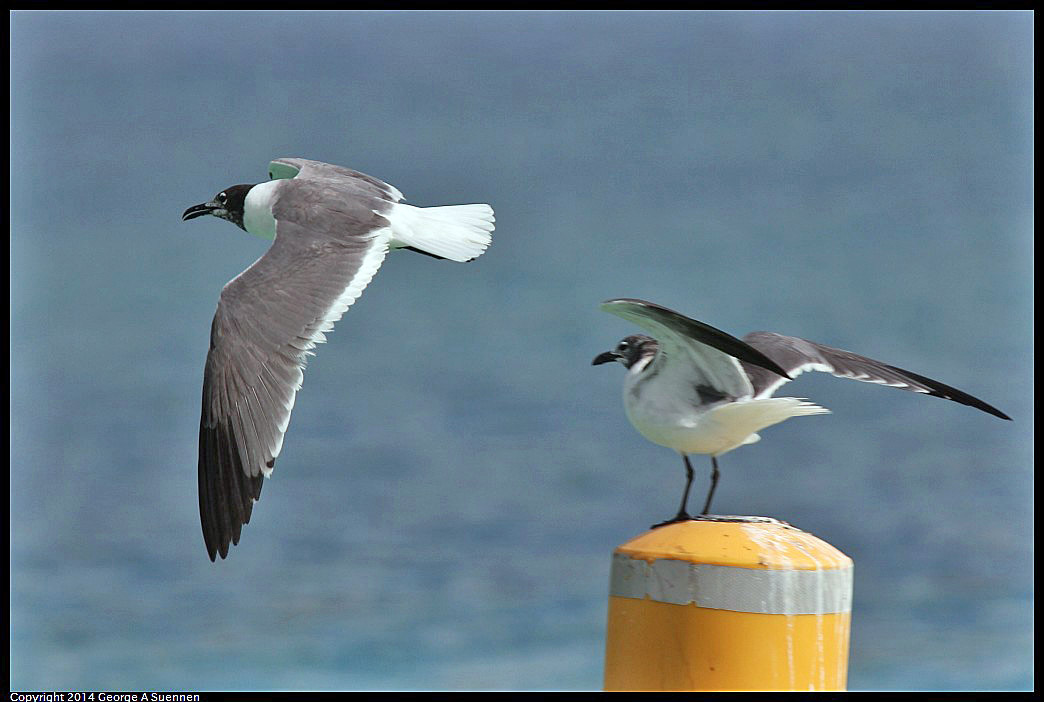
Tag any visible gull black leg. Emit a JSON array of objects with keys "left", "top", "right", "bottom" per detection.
[
  {"left": 676, "top": 454, "right": 695, "bottom": 520},
  {"left": 700, "top": 456, "right": 720, "bottom": 515},
  {"left": 652, "top": 454, "right": 695, "bottom": 528}
]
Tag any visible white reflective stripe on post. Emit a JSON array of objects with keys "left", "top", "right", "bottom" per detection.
[{"left": 609, "top": 553, "right": 853, "bottom": 615}]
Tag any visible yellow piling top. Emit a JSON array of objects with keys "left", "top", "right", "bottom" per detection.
[{"left": 603, "top": 517, "right": 853, "bottom": 692}]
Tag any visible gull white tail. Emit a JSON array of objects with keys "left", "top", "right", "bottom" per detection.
[
  {"left": 700, "top": 398, "right": 831, "bottom": 456},
  {"left": 386, "top": 203, "right": 495, "bottom": 262}
]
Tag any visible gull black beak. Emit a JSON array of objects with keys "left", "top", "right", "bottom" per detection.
[
  {"left": 182, "top": 201, "right": 217, "bottom": 221},
  {"left": 592, "top": 350, "right": 621, "bottom": 366}
]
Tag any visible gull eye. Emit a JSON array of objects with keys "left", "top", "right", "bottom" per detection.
[
  {"left": 617, "top": 340, "right": 630, "bottom": 352},
  {"left": 218, "top": 192, "right": 227, "bottom": 204}
]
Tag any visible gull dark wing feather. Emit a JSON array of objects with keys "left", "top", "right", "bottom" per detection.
[
  {"left": 740, "top": 332, "right": 1011, "bottom": 420},
  {"left": 602, "top": 298, "right": 792, "bottom": 381},
  {"left": 198, "top": 404, "right": 263, "bottom": 561},
  {"left": 199, "top": 186, "right": 391, "bottom": 561}
]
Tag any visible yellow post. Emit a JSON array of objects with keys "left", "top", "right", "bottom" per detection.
[{"left": 603, "top": 517, "right": 852, "bottom": 692}]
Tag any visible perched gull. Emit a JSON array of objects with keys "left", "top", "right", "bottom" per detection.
[
  {"left": 592, "top": 298, "right": 1011, "bottom": 526},
  {"left": 183, "top": 157, "right": 495, "bottom": 560}
]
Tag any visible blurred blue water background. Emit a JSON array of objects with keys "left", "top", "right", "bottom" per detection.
[{"left": 10, "top": 10, "right": 1032, "bottom": 691}]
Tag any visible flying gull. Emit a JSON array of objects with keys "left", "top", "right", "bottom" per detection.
[
  {"left": 592, "top": 298, "right": 1011, "bottom": 526},
  {"left": 183, "top": 157, "right": 495, "bottom": 560}
]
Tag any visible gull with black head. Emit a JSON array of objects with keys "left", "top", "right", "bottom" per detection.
[
  {"left": 592, "top": 298, "right": 1011, "bottom": 527},
  {"left": 183, "top": 157, "right": 495, "bottom": 560}
]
